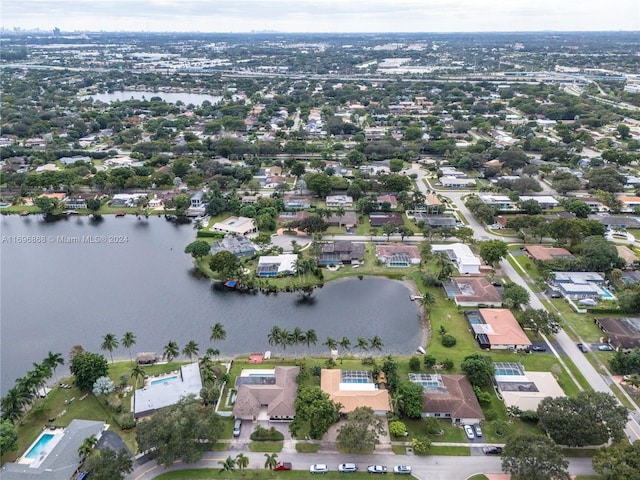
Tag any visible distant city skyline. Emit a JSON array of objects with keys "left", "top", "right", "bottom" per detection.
[{"left": 3, "top": 0, "right": 639, "bottom": 33}]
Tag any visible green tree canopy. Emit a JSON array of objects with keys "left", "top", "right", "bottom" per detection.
[
  {"left": 479, "top": 239, "right": 508, "bottom": 266},
  {"left": 502, "top": 283, "right": 531, "bottom": 309},
  {"left": 84, "top": 447, "right": 133, "bottom": 480},
  {"left": 136, "top": 395, "right": 224, "bottom": 467},
  {"left": 184, "top": 240, "right": 211, "bottom": 259},
  {"left": 396, "top": 381, "right": 425, "bottom": 419},
  {"left": 209, "top": 250, "right": 241, "bottom": 281},
  {"left": 336, "top": 406, "right": 386, "bottom": 453},
  {"left": 289, "top": 386, "right": 340, "bottom": 440},
  {"left": 592, "top": 441, "right": 640, "bottom": 479},
  {"left": 70, "top": 352, "right": 108, "bottom": 391},
  {"left": 461, "top": 353, "right": 494, "bottom": 388},
  {"left": 0, "top": 419, "right": 19, "bottom": 453},
  {"left": 501, "top": 433, "right": 570, "bottom": 480},
  {"left": 537, "top": 391, "right": 628, "bottom": 447}
]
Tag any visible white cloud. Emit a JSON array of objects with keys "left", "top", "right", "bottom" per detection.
[{"left": 2, "top": 0, "right": 638, "bottom": 32}]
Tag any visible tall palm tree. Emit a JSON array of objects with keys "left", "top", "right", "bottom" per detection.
[
  {"left": 100, "top": 333, "right": 119, "bottom": 364},
  {"left": 305, "top": 329, "right": 318, "bottom": 353},
  {"left": 163, "top": 341, "right": 179, "bottom": 362},
  {"left": 268, "top": 326, "right": 282, "bottom": 349},
  {"left": 183, "top": 340, "right": 199, "bottom": 362},
  {"left": 356, "top": 337, "right": 369, "bottom": 355},
  {"left": 219, "top": 456, "right": 237, "bottom": 473},
  {"left": 43, "top": 351, "right": 64, "bottom": 382},
  {"left": 278, "top": 329, "right": 293, "bottom": 355},
  {"left": 130, "top": 364, "right": 146, "bottom": 390},
  {"left": 264, "top": 453, "right": 279, "bottom": 470},
  {"left": 1, "top": 387, "right": 30, "bottom": 423},
  {"left": 121, "top": 332, "right": 137, "bottom": 363},
  {"left": 419, "top": 291, "right": 436, "bottom": 319},
  {"left": 323, "top": 337, "right": 338, "bottom": 355},
  {"left": 236, "top": 453, "right": 249, "bottom": 475},
  {"left": 206, "top": 347, "right": 220, "bottom": 360},
  {"left": 338, "top": 337, "right": 351, "bottom": 365},
  {"left": 292, "top": 327, "right": 305, "bottom": 355},
  {"left": 78, "top": 434, "right": 98, "bottom": 459},
  {"left": 210, "top": 323, "right": 227, "bottom": 344},
  {"left": 369, "top": 336, "right": 384, "bottom": 353}
]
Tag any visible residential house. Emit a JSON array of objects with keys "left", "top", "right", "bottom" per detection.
[
  {"left": 233, "top": 366, "right": 299, "bottom": 421},
  {"left": 523, "top": 245, "right": 574, "bottom": 262},
  {"left": 59, "top": 155, "right": 91, "bottom": 166},
  {"left": 321, "top": 369, "right": 391, "bottom": 415},
  {"left": 431, "top": 243, "right": 481, "bottom": 275},
  {"left": 440, "top": 167, "right": 467, "bottom": 177},
  {"left": 256, "top": 254, "right": 298, "bottom": 277},
  {"left": 212, "top": 216, "right": 257, "bottom": 236},
  {"left": 589, "top": 215, "right": 640, "bottom": 231},
  {"left": 413, "top": 213, "right": 457, "bottom": 227},
  {"left": 262, "top": 176, "right": 286, "bottom": 188},
  {"left": 326, "top": 195, "right": 353, "bottom": 208},
  {"left": 621, "top": 270, "right": 640, "bottom": 285},
  {"left": 190, "top": 191, "right": 205, "bottom": 208},
  {"left": 210, "top": 235, "right": 256, "bottom": 257},
  {"left": 466, "top": 309, "right": 532, "bottom": 351},
  {"left": 35, "top": 164, "right": 60, "bottom": 173},
  {"left": 133, "top": 363, "right": 203, "bottom": 419},
  {"left": 409, "top": 373, "right": 484, "bottom": 425},
  {"left": 442, "top": 277, "right": 503, "bottom": 307},
  {"left": 493, "top": 362, "right": 565, "bottom": 411},
  {"left": 519, "top": 196, "right": 559, "bottom": 208},
  {"left": 595, "top": 317, "right": 640, "bottom": 352},
  {"left": 279, "top": 211, "right": 310, "bottom": 223},
  {"left": 375, "top": 244, "right": 421, "bottom": 267},
  {"left": 619, "top": 196, "right": 640, "bottom": 213},
  {"left": 64, "top": 194, "right": 91, "bottom": 210},
  {"left": 327, "top": 211, "right": 358, "bottom": 228},
  {"left": 552, "top": 271, "right": 607, "bottom": 300},
  {"left": 283, "top": 195, "right": 312, "bottom": 210},
  {"left": 369, "top": 212, "right": 404, "bottom": 227},
  {"left": 241, "top": 195, "right": 261, "bottom": 204},
  {"left": 439, "top": 176, "right": 476, "bottom": 188},
  {"left": 479, "top": 194, "right": 513, "bottom": 210},
  {"left": 318, "top": 241, "right": 365, "bottom": 265},
  {"left": 374, "top": 194, "right": 398, "bottom": 209},
  {"left": 0, "top": 420, "right": 106, "bottom": 480},
  {"left": 616, "top": 245, "right": 639, "bottom": 269}
]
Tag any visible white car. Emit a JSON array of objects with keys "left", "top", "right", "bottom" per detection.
[
  {"left": 310, "top": 464, "right": 328, "bottom": 474},
  {"left": 473, "top": 424, "right": 483, "bottom": 437},
  {"left": 393, "top": 465, "right": 412, "bottom": 475},
  {"left": 464, "top": 425, "right": 475, "bottom": 440},
  {"left": 339, "top": 464, "right": 358, "bottom": 473},
  {"left": 367, "top": 465, "right": 388, "bottom": 474}
]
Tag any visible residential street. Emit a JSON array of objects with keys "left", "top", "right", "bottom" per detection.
[{"left": 127, "top": 450, "right": 596, "bottom": 480}]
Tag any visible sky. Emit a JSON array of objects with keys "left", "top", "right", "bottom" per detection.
[{"left": 2, "top": 0, "right": 639, "bottom": 33}]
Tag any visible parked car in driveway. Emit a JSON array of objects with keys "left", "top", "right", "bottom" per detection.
[
  {"left": 577, "top": 343, "right": 588, "bottom": 353},
  {"left": 473, "top": 424, "right": 483, "bottom": 437},
  {"left": 393, "top": 466, "right": 412, "bottom": 475},
  {"left": 310, "top": 465, "right": 328, "bottom": 474},
  {"left": 367, "top": 465, "right": 388, "bottom": 474},
  {"left": 483, "top": 446, "right": 503, "bottom": 455},
  {"left": 464, "top": 425, "right": 475, "bottom": 439},
  {"left": 598, "top": 344, "right": 614, "bottom": 351},
  {"left": 531, "top": 345, "right": 547, "bottom": 352},
  {"left": 338, "top": 464, "right": 358, "bottom": 473}
]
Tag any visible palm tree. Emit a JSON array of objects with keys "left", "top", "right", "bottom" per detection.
[
  {"left": 419, "top": 291, "right": 436, "bottom": 319},
  {"left": 121, "top": 332, "right": 137, "bottom": 363},
  {"left": 268, "top": 326, "right": 282, "bottom": 353},
  {"left": 356, "top": 337, "right": 369, "bottom": 355},
  {"left": 278, "top": 329, "right": 293, "bottom": 355},
  {"left": 130, "top": 364, "right": 146, "bottom": 390},
  {"left": 1, "top": 387, "right": 30, "bottom": 423},
  {"left": 210, "top": 323, "right": 227, "bottom": 344},
  {"left": 338, "top": 337, "right": 351, "bottom": 364},
  {"left": 236, "top": 453, "right": 250, "bottom": 475},
  {"left": 264, "top": 453, "right": 279, "bottom": 470},
  {"left": 163, "top": 341, "right": 179, "bottom": 362},
  {"left": 100, "top": 333, "right": 119, "bottom": 364},
  {"left": 335, "top": 206, "right": 346, "bottom": 227},
  {"left": 323, "top": 337, "right": 338, "bottom": 355},
  {"left": 183, "top": 340, "right": 199, "bottom": 362},
  {"left": 305, "top": 329, "right": 318, "bottom": 353},
  {"left": 369, "top": 336, "right": 384, "bottom": 352},
  {"left": 206, "top": 347, "right": 220, "bottom": 360},
  {"left": 78, "top": 434, "right": 98, "bottom": 459},
  {"left": 292, "top": 327, "right": 305, "bottom": 355},
  {"left": 219, "top": 456, "right": 237, "bottom": 473},
  {"left": 43, "top": 351, "right": 64, "bottom": 382}
]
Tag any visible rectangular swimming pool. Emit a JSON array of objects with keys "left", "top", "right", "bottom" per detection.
[
  {"left": 150, "top": 375, "right": 178, "bottom": 385},
  {"left": 25, "top": 433, "right": 54, "bottom": 459}
]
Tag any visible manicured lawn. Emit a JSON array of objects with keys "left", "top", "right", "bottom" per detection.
[
  {"left": 295, "top": 443, "right": 320, "bottom": 453},
  {"left": 248, "top": 442, "right": 283, "bottom": 452},
  {"left": 426, "top": 446, "right": 470, "bottom": 456}
]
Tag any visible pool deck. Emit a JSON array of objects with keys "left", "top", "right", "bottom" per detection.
[{"left": 18, "top": 428, "right": 65, "bottom": 467}]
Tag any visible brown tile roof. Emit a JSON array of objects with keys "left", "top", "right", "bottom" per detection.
[
  {"left": 421, "top": 375, "right": 484, "bottom": 420},
  {"left": 524, "top": 245, "right": 574, "bottom": 262},
  {"left": 478, "top": 309, "right": 532, "bottom": 348},
  {"left": 321, "top": 369, "right": 391, "bottom": 413},
  {"left": 616, "top": 245, "right": 639, "bottom": 265},
  {"left": 596, "top": 317, "right": 640, "bottom": 351},
  {"left": 232, "top": 366, "right": 299, "bottom": 420},
  {"left": 375, "top": 244, "right": 420, "bottom": 260},
  {"left": 448, "top": 277, "right": 503, "bottom": 305}
]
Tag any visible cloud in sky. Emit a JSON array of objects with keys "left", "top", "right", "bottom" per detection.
[{"left": 3, "top": 0, "right": 639, "bottom": 32}]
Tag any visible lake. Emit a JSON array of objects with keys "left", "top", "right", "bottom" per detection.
[
  {"left": 81, "top": 90, "right": 223, "bottom": 105},
  {"left": 0, "top": 215, "right": 421, "bottom": 395}
]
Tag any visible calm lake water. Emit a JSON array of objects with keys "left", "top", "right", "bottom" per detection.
[
  {"left": 0, "top": 215, "right": 420, "bottom": 394},
  {"left": 81, "top": 90, "right": 223, "bottom": 105}
]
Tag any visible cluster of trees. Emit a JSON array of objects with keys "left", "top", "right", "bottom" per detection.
[
  {"left": 267, "top": 326, "right": 318, "bottom": 356},
  {"left": 289, "top": 385, "right": 341, "bottom": 440},
  {"left": 609, "top": 348, "right": 640, "bottom": 375},
  {"left": 1, "top": 351, "right": 65, "bottom": 431},
  {"left": 506, "top": 216, "right": 606, "bottom": 247}
]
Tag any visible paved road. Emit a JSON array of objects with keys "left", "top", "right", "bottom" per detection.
[
  {"left": 127, "top": 450, "right": 596, "bottom": 480},
  {"left": 404, "top": 166, "right": 640, "bottom": 443}
]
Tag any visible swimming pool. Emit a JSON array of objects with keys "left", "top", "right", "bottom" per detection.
[
  {"left": 25, "top": 433, "right": 54, "bottom": 459},
  {"left": 150, "top": 375, "right": 178, "bottom": 385},
  {"left": 341, "top": 377, "right": 370, "bottom": 384},
  {"left": 600, "top": 287, "right": 616, "bottom": 300}
]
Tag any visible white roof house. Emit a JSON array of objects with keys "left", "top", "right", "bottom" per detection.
[
  {"left": 439, "top": 176, "right": 476, "bottom": 188},
  {"left": 133, "top": 362, "right": 203, "bottom": 418},
  {"left": 212, "top": 216, "right": 257, "bottom": 236},
  {"left": 432, "top": 243, "right": 481, "bottom": 274},
  {"left": 256, "top": 254, "right": 298, "bottom": 277},
  {"left": 494, "top": 363, "right": 565, "bottom": 411}
]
